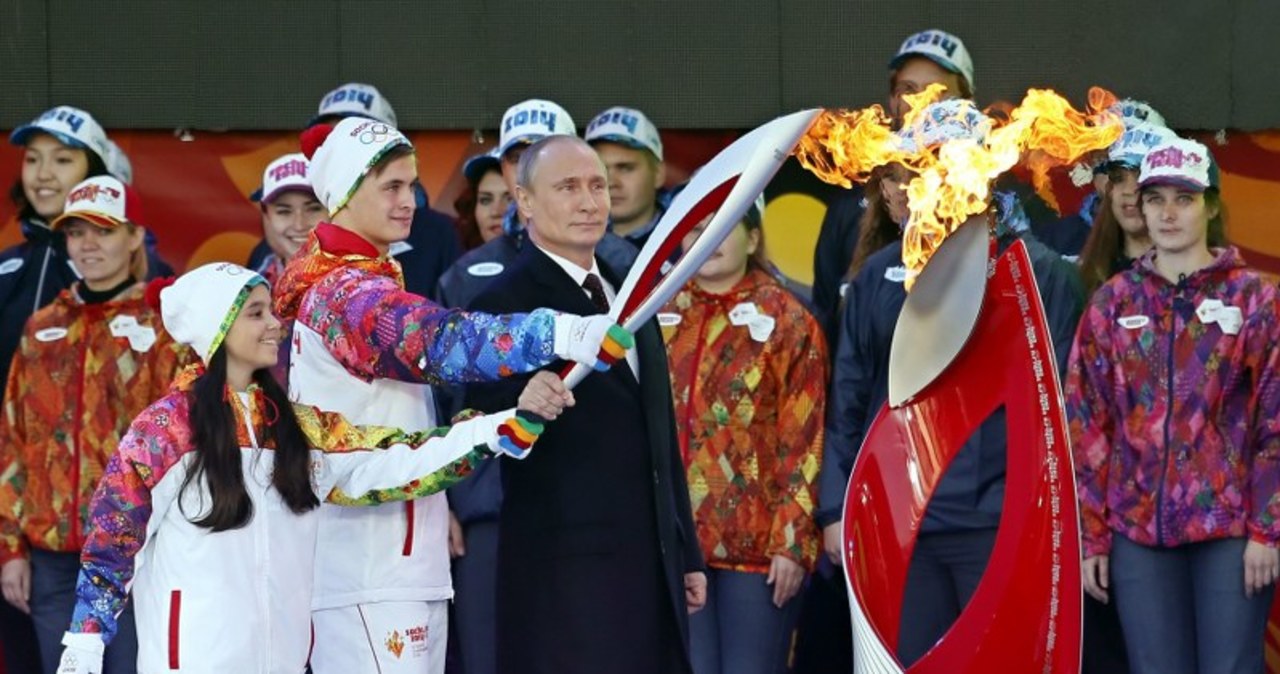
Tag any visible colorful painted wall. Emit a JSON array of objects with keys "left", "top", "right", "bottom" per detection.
[{"left": 1, "top": 129, "right": 1276, "bottom": 282}]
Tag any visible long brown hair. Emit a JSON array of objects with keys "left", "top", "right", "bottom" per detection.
[
  {"left": 846, "top": 168, "right": 904, "bottom": 281},
  {"left": 1077, "top": 187, "right": 1128, "bottom": 297},
  {"left": 452, "top": 183, "right": 485, "bottom": 251},
  {"left": 1079, "top": 178, "right": 1230, "bottom": 296},
  {"left": 740, "top": 203, "right": 770, "bottom": 272}
]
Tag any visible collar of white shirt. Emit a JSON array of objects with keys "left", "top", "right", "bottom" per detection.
[
  {"left": 535, "top": 245, "right": 618, "bottom": 305},
  {"left": 536, "top": 245, "right": 600, "bottom": 287}
]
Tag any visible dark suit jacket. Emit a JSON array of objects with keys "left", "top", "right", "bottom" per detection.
[{"left": 464, "top": 244, "right": 703, "bottom": 674}]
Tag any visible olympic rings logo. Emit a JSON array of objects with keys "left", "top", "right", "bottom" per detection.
[
  {"left": 214, "top": 263, "right": 248, "bottom": 275},
  {"left": 358, "top": 123, "right": 394, "bottom": 145}
]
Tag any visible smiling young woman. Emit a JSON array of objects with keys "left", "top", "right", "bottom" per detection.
[{"left": 0, "top": 175, "right": 189, "bottom": 674}]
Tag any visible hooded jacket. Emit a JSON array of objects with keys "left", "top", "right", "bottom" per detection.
[{"left": 1066, "top": 246, "right": 1280, "bottom": 556}]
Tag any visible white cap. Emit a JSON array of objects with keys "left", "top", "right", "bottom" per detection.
[
  {"left": 304, "top": 117, "right": 413, "bottom": 214},
  {"left": 160, "top": 263, "right": 267, "bottom": 364},
  {"left": 9, "top": 105, "right": 111, "bottom": 164},
  {"left": 896, "top": 99, "right": 992, "bottom": 154},
  {"left": 1109, "top": 99, "right": 1166, "bottom": 130},
  {"left": 890, "top": 29, "right": 975, "bottom": 93},
  {"left": 1139, "top": 137, "right": 1217, "bottom": 192},
  {"left": 310, "top": 83, "right": 398, "bottom": 127},
  {"left": 104, "top": 140, "right": 133, "bottom": 184},
  {"left": 51, "top": 176, "right": 137, "bottom": 230},
  {"left": 498, "top": 99, "right": 576, "bottom": 156},
  {"left": 585, "top": 106, "right": 663, "bottom": 161},
  {"left": 1107, "top": 123, "right": 1177, "bottom": 170},
  {"left": 253, "top": 153, "right": 315, "bottom": 203}
]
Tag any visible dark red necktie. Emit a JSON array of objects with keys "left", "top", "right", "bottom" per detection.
[{"left": 582, "top": 273, "right": 610, "bottom": 313}]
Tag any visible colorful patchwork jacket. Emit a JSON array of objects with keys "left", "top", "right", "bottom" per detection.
[
  {"left": 273, "top": 222, "right": 572, "bottom": 609},
  {"left": 66, "top": 364, "right": 517, "bottom": 672},
  {"left": 662, "top": 269, "right": 827, "bottom": 573},
  {"left": 273, "top": 223, "right": 560, "bottom": 385},
  {"left": 0, "top": 284, "right": 189, "bottom": 563},
  {"left": 1066, "top": 246, "right": 1280, "bottom": 557}
]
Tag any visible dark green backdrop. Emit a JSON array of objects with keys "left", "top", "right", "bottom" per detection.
[{"left": 2, "top": 0, "right": 1277, "bottom": 131}]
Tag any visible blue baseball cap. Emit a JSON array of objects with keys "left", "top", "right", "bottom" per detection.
[{"left": 463, "top": 148, "right": 502, "bottom": 184}]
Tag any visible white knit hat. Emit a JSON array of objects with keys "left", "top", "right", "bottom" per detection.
[
  {"left": 301, "top": 117, "right": 412, "bottom": 214},
  {"left": 156, "top": 263, "right": 266, "bottom": 364}
]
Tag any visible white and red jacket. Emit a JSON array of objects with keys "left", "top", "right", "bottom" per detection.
[
  {"left": 64, "top": 367, "right": 517, "bottom": 673},
  {"left": 272, "top": 225, "right": 562, "bottom": 609},
  {"left": 291, "top": 322, "right": 452, "bottom": 608}
]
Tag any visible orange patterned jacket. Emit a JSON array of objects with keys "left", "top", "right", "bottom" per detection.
[
  {"left": 0, "top": 283, "right": 190, "bottom": 562},
  {"left": 662, "top": 269, "right": 827, "bottom": 573}
]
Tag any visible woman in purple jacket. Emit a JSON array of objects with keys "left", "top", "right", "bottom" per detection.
[{"left": 1066, "top": 136, "right": 1280, "bottom": 674}]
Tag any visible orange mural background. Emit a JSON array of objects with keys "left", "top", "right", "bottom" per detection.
[
  {"left": 0, "top": 129, "right": 1275, "bottom": 279},
  {"left": 0, "top": 129, "right": 737, "bottom": 273}
]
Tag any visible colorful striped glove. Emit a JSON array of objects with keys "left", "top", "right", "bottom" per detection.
[
  {"left": 494, "top": 410, "right": 546, "bottom": 459},
  {"left": 552, "top": 314, "right": 636, "bottom": 372}
]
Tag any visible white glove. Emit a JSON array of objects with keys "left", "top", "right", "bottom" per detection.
[
  {"left": 58, "top": 632, "right": 104, "bottom": 674},
  {"left": 552, "top": 314, "right": 634, "bottom": 372}
]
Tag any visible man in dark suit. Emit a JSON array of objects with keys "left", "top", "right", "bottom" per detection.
[{"left": 463, "top": 135, "right": 706, "bottom": 674}]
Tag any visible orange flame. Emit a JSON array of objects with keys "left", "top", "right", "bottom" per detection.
[{"left": 795, "top": 85, "right": 1123, "bottom": 289}]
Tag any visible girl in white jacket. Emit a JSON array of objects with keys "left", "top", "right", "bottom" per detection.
[{"left": 55, "top": 263, "right": 569, "bottom": 674}]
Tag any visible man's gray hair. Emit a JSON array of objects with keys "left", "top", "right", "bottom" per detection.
[{"left": 515, "top": 135, "right": 597, "bottom": 190}]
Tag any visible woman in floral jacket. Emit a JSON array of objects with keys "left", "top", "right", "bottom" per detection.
[
  {"left": 0, "top": 176, "right": 188, "bottom": 673},
  {"left": 1066, "top": 137, "right": 1280, "bottom": 674},
  {"left": 662, "top": 202, "right": 827, "bottom": 674}
]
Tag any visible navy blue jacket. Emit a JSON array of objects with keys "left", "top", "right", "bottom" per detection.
[
  {"left": 0, "top": 218, "right": 172, "bottom": 405},
  {"left": 812, "top": 175, "right": 1058, "bottom": 346},
  {"left": 1032, "top": 191, "right": 1099, "bottom": 260},
  {"left": 815, "top": 226, "right": 1084, "bottom": 531},
  {"left": 437, "top": 211, "right": 638, "bottom": 525},
  {"left": 810, "top": 186, "right": 867, "bottom": 344},
  {"left": 614, "top": 190, "right": 672, "bottom": 252}
]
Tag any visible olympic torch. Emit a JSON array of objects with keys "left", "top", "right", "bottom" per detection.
[{"left": 558, "top": 108, "right": 822, "bottom": 390}]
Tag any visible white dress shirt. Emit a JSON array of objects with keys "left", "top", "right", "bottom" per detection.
[{"left": 536, "top": 245, "right": 641, "bottom": 380}]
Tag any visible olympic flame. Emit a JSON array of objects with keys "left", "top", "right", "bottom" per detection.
[{"left": 796, "top": 85, "right": 1123, "bottom": 289}]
